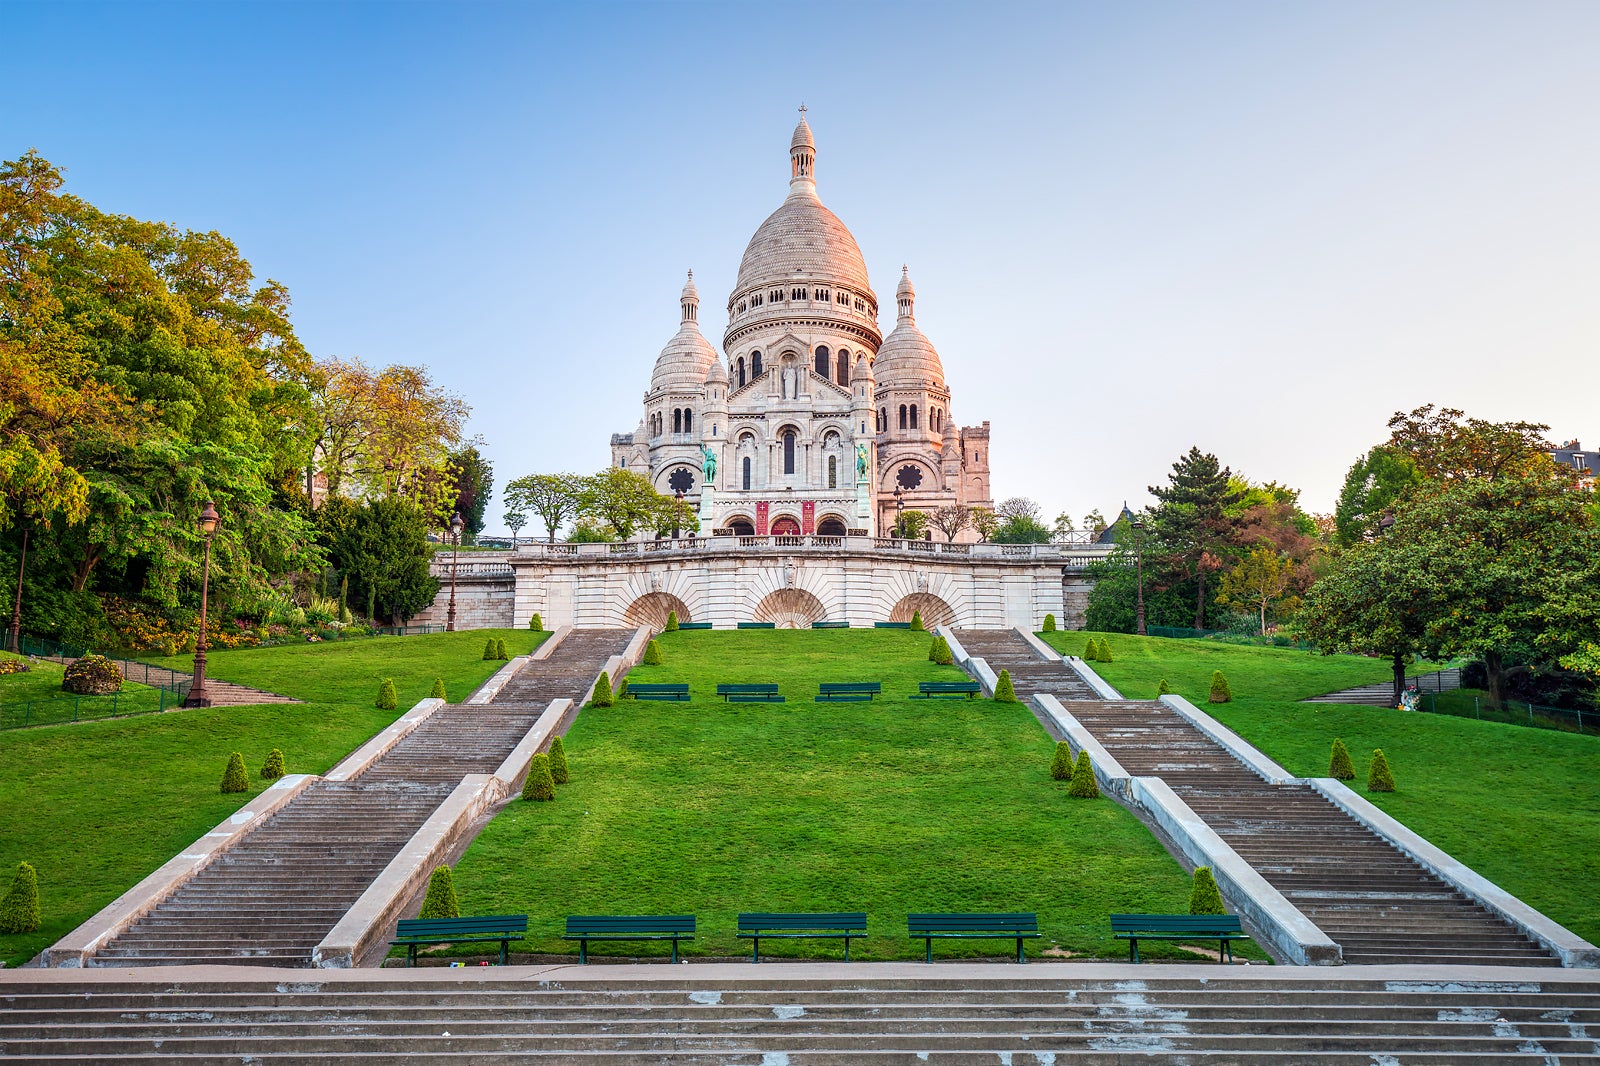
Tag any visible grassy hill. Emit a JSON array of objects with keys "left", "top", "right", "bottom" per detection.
[{"left": 1040, "top": 631, "right": 1600, "bottom": 946}]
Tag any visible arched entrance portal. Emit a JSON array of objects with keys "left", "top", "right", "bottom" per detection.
[
  {"left": 724, "top": 518, "right": 755, "bottom": 536},
  {"left": 623, "top": 592, "right": 691, "bottom": 631},
  {"left": 770, "top": 516, "right": 801, "bottom": 535},
  {"left": 890, "top": 593, "right": 955, "bottom": 628},
  {"left": 816, "top": 516, "right": 847, "bottom": 537},
  {"left": 752, "top": 588, "right": 826, "bottom": 629}
]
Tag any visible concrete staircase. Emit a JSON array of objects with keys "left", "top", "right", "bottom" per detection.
[
  {"left": 88, "top": 629, "right": 632, "bottom": 967},
  {"left": 1302, "top": 667, "right": 1464, "bottom": 706},
  {"left": 956, "top": 631, "right": 1558, "bottom": 968},
  {"left": 2, "top": 969, "right": 1596, "bottom": 1061}
]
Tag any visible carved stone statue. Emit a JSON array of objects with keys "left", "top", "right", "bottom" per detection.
[
  {"left": 855, "top": 443, "right": 869, "bottom": 482},
  {"left": 701, "top": 444, "right": 717, "bottom": 481}
]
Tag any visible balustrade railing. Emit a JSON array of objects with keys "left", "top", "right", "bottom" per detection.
[{"left": 489, "top": 536, "right": 1110, "bottom": 561}]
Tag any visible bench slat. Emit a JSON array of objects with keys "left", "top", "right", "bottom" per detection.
[
  {"left": 396, "top": 916, "right": 527, "bottom": 936},
  {"left": 1110, "top": 914, "right": 1243, "bottom": 933}
]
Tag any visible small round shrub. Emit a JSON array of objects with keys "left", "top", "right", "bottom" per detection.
[
  {"left": 529, "top": 612, "right": 544, "bottom": 632},
  {"left": 62, "top": 654, "right": 123, "bottom": 695},
  {"left": 1042, "top": 614, "right": 1056, "bottom": 633},
  {"left": 1049, "top": 740, "right": 1073, "bottom": 781},
  {"left": 482, "top": 638, "right": 498, "bottom": 661},
  {"left": 260, "top": 748, "right": 286, "bottom": 781},
  {"left": 592, "top": 670, "right": 614, "bottom": 707},
  {"left": 418, "top": 865, "right": 460, "bottom": 919},
  {"left": 1208, "top": 670, "right": 1232, "bottom": 704},
  {"left": 910, "top": 609, "right": 925, "bottom": 632},
  {"left": 429, "top": 677, "right": 446, "bottom": 700},
  {"left": 494, "top": 638, "right": 509, "bottom": 661},
  {"left": 642, "top": 639, "right": 663, "bottom": 666},
  {"left": 928, "top": 634, "right": 953, "bottom": 665},
  {"left": 1157, "top": 678, "right": 1172, "bottom": 695},
  {"left": 993, "top": 669, "right": 1017, "bottom": 703},
  {"left": 0, "top": 656, "right": 31, "bottom": 676},
  {"left": 522, "top": 752, "right": 556, "bottom": 800},
  {"left": 221, "top": 752, "right": 249, "bottom": 794},
  {"left": 1329, "top": 738, "right": 1356, "bottom": 780},
  {"left": 1068, "top": 750, "right": 1100, "bottom": 798},
  {"left": 376, "top": 678, "right": 398, "bottom": 710},
  {"left": 1189, "top": 867, "right": 1225, "bottom": 914},
  {"left": 548, "top": 736, "right": 570, "bottom": 784},
  {"left": 1368, "top": 749, "right": 1396, "bottom": 792},
  {"left": 0, "top": 861, "right": 41, "bottom": 934},
  {"left": 664, "top": 610, "right": 678, "bottom": 632}
]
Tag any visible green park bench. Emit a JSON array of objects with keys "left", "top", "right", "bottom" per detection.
[
  {"left": 390, "top": 914, "right": 527, "bottom": 967},
  {"left": 737, "top": 621, "right": 776, "bottom": 629},
  {"left": 737, "top": 912, "right": 868, "bottom": 963},
  {"left": 624, "top": 683, "right": 690, "bottom": 702},
  {"left": 676, "top": 621, "right": 713, "bottom": 630},
  {"left": 564, "top": 914, "right": 696, "bottom": 964},
  {"left": 907, "top": 912, "right": 1039, "bottom": 963},
  {"left": 810, "top": 620, "right": 849, "bottom": 628},
  {"left": 718, "top": 683, "right": 785, "bottom": 703},
  {"left": 874, "top": 621, "right": 911, "bottom": 629},
  {"left": 1110, "top": 914, "right": 1250, "bottom": 963},
  {"left": 816, "top": 683, "right": 880, "bottom": 702},
  {"left": 912, "top": 681, "right": 982, "bottom": 699}
]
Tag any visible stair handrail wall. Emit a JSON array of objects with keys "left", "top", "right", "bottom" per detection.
[{"left": 1159, "top": 694, "right": 1296, "bottom": 785}]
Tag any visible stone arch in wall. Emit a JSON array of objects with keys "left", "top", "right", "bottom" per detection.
[
  {"left": 816, "top": 514, "right": 848, "bottom": 537},
  {"left": 623, "top": 591, "right": 692, "bottom": 631},
  {"left": 889, "top": 593, "right": 955, "bottom": 628},
  {"left": 752, "top": 588, "right": 826, "bottom": 629}
]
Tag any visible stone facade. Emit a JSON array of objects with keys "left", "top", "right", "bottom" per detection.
[{"left": 610, "top": 113, "right": 992, "bottom": 539}]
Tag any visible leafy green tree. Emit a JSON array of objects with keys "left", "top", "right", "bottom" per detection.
[
  {"left": 1217, "top": 546, "right": 1296, "bottom": 635},
  {"left": 446, "top": 445, "right": 494, "bottom": 543},
  {"left": 418, "top": 865, "right": 460, "bottom": 918},
  {"left": 316, "top": 497, "right": 439, "bottom": 625},
  {"left": 931, "top": 504, "right": 971, "bottom": 542},
  {"left": 504, "top": 472, "right": 584, "bottom": 543},
  {"left": 1334, "top": 446, "right": 1421, "bottom": 546},
  {"left": 895, "top": 509, "right": 929, "bottom": 540},
  {"left": 992, "top": 515, "right": 1053, "bottom": 543},
  {"left": 1147, "top": 447, "right": 1246, "bottom": 630},
  {"left": 969, "top": 506, "right": 999, "bottom": 543},
  {"left": 578, "top": 467, "right": 666, "bottom": 541}
]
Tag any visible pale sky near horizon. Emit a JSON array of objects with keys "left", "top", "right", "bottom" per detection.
[{"left": 6, "top": 0, "right": 1598, "bottom": 533}]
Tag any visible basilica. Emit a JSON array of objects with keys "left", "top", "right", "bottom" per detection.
[{"left": 609, "top": 112, "right": 993, "bottom": 538}]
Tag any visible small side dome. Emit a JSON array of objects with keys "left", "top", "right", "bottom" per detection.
[
  {"left": 850, "top": 352, "right": 875, "bottom": 383},
  {"left": 705, "top": 355, "right": 728, "bottom": 384},
  {"left": 650, "top": 271, "right": 718, "bottom": 392},
  {"left": 874, "top": 266, "right": 945, "bottom": 386}
]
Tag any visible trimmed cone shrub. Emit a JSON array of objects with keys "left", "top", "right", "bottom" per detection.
[
  {"left": 1157, "top": 678, "right": 1172, "bottom": 695},
  {"left": 1099, "top": 639, "right": 1113, "bottom": 663},
  {"left": 429, "top": 677, "right": 446, "bottom": 700},
  {"left": 1050, "top": 740, "right": 1073, "bottom": 780},
  {"left": 1329, "top": 738, "right": 1356, "bottom": 780},
  {"left": 1068, "top": 750, "right": 1100, "bottom": 798},
  {"left": 592, "top": 670, "right": 614, "bottom": 707},
  {"left": 993, "top": 669, "right": 1017, "bottom": 703},
  {"left": 642, "top": 639, "right": 663, "bottom": 665},
  {"left": 418, "top": 865, "right": 460, "bottom": 919},
  {"left": 665, "top": 610, "right": 678, "bottom": 632},
  {"left": 1042, "top": 613, "right": 1056, "bottom": 632},
  {"left": 1368, "top": 749, "right": 1396, "bottom": 792},
  {"left": 260, "top": 748, "right": 286, "bottom": 781},
  {"left": 1208, "top": 670, "right": 1232, "bottom": 704},
  {"left": 1083, "top": 638, "right": 1101, "bottom": 662},
  {"left": 928, "top": 634, "right": 953, "bottom": 665},
  {"left": 376, "top": 677, "right": 398, "bottom": 710},
  {"left": 529, "top": 612, "right": 544, "bottom": 631},
  {"left": 615, "top": 676, "right": 629, "bottom": 699},
  {"left": 522, "top": 752, "right": 556, "bottom": 800},
  {"left": 910, "top": 609, "right": 925, "bottom": 632},
  {"left": 497, "top": 638, "right": 511, "bottom": 661},
  {"left": 1189, "top": 867, "right": 1225, "bottom": 914},
  {"left": 221, "top": 752, "right": 249, "bottom": 794},
  {"left": 0, "top": 862, "right": 41, "bottom": 934},
  {"left": 483, "top": 638, "right": 498, "bottom": 660},
  {"left": 548, "top": 736, "right": 570, "bottom": 784}
]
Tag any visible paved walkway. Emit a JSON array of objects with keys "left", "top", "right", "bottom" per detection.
[{"left": 43, "top": 653, "right": 300, "bottom": 706}]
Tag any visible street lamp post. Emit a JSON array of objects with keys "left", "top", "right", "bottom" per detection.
[
  {"left": 1130, "top": 516, "right": 1147, "bottom": 637},
  {"left": 8, "top": 520, "right": 30, "bottom": 654},
  {"left": 446, "top": 512, "right": 464, "bottom": 633},
  {"left": 893, "top": 485, "right": 904, "bottom": 538},
  {"left": 183, "top": 502, "right": 220, "bottom": 708},
  {"left": 673, "top": 490, "right": 684, "bottom": 540}
]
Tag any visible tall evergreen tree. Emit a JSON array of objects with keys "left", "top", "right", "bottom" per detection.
[{"left": 1147, "top": 447, "right": 1245, "bottom": 630}]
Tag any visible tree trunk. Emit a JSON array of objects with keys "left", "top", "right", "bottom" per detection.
[
  {"left": 1259, "top": 600, "right": 1267, "bottom": 637},
  {"left": 1194, "top": 569, "right": 1207, "bottom": 630},
  {"left": 1483, "top": 649, "right": 1507, "bottom": 708},
  {"left": 1392, "top": 651, "right": 1406, "bottom": 708}
]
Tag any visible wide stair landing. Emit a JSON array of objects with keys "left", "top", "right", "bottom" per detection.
[
  {"left": 958, "top": 630, "right": 1557, "bottom": 968},
  {"left": 90, "top": 629, "right": 632, "bottom": 967},
  {"left": 2, "top": 972, "right": 1596, "bottom": 1062}
]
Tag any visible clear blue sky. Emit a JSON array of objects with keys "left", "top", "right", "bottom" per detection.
[{"left": 7, "top": 0, "right": 1598, "bottom": 531}]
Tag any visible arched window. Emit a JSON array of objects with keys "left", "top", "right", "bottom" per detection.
[
  {"left": 879, "top": 408, "right": 887, "bottom": 432},
  {"left": 736, "top": 357, "right": 745, "bottom": 388},
  {"left": 673, "top": 409, "right": 682, "bottom": 434},
  {"left": 814, "top": 345, "right": 829, "bottom": 378},
  {"left": 742, "top": 456, "right": 752, "bottom": 490},
  {"left": 683, "top": 410, "right": 692, "bottom": 433},
  {"left": 910, "top": 404, "right": 919, "bottom": 429},
  {"left": 828, "top": 455, "right": 837, "bottom": 489},
  {"left": 899, "top": 405, "right": 908, "bottom": 430},
  {"left": 751, "top": 351, "right": 763, "bottom": 377},
  {"left": 783, "top": 431, "right": 796, "bottom": 475},
  {"left": 836, "top": 350, "right": 849, "bottom": 384}
]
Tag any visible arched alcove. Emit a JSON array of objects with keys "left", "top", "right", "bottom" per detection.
[
  {"left": 623, "top": 592, "right": 692, "bottom": 631},
  {"left": 753, "top": 588, "right": 826, "bottom": 629},
  {"left": 889, "top": 593, "right": 955, "bottom": 628}
]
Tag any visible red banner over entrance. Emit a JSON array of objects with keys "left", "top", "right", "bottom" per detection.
[
  {"left": 801, "top": 501, "right": 816, "bottom": 534},
  {"left": 755, "top": 501, "right": 769, "bottom": 535}
]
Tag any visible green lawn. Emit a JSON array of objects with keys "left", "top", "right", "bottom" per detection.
[
  {"left": 450, "top": 629, "right": 1229, "bottom": 962},
  {"left": 0, "top": 628, "right": 542, "bottom": 967},
  {"left": 1040, "top": 631, "right": 1600, "bottom": 947}
]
